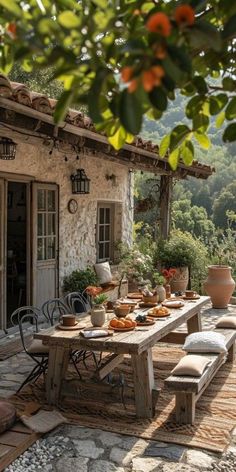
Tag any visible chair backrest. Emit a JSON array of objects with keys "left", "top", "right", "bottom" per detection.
[
  {"left": 41, "top": 298, "right": 70, "bottom": 326},
  {"left": 11, "top": 306, "right": 41, "bottom": 327},
  {"left": 65, "top": 291, "right": 91, "bottom": 314}
]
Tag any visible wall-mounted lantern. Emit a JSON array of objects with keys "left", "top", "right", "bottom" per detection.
[
  {"left": 71, "top": 168, "right": 90, "bottom": 194},
  {"left": 0, "top": 138, "right": 17, "bottom": 160}
]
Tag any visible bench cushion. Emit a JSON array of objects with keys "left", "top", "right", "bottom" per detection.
[
  {"left": 183, "top": 331, "right": 227, "bottom": 353},
  {"left": 94, "top": 262, "right": 112, "bottom": 285},
  {"left": 216, "top": 316, "right": 236, "bottom": 328},
  {"left": 171, "top": 354, "right": 211, "bottom": 377}
]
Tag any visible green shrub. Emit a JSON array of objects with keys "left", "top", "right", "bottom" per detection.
[{"left": 63, "top": 267, "right": 99, "bottom": 293}]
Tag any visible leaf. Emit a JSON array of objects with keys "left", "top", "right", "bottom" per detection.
[
  {"left": 149, "top": 87, "right": 168, "bottom": 112},
  {"left": 192, "top": 113, "right": 209, "bottom": 132},
  {"left": 108, "top": 126, "right": 126, "bottom": 150},
  {"left": 209, "top": 94, "right": 228, "bottom": 115},
  {"left": 54, "top": 90, "right": 74, "bottom": 124},
  {"left": 215, "top": 111, "right": 225, "bottom": 128},
  {"left": 169, "top": 125, "right": 191, "bottom": 151},
  {"left": 222, "top": 14, "right": 236, "bottom": 39},
  {"left": 0, "top": 0, "right": 21, "bottom": 16},
  {"left": 222, "top": 77, "right": 236, "bottom": 92},
  {"left": 194, "top": 132, "right": 211, "bottom": 149},
  {"left": 88, "top": 69, "right": 108, "bottom": 123},
  {"left": 159, "top": 134, "right": 170, "bottom": 158},
  {"left": 125, "top": 132, "right": 134, "bottom": 144},
  {"left": 58, "top": 11, "right": 80, "bottom": 28},
  {"left": 168, "top": 148, "right": 180, "bottom": 171},
  {"left": 189, "top": 21, "right": 222, "bottom": 52},
  {"left": 181, "top": 141, "right": 194, "bottom": 165},
  {"left": 186, "top": 95, "right": 203, "bottom": 119},
  {"left": 193, "top": 76, "right": 208, "bottom": 95},
  {"left": 223, "top": 123, "right": 236, "bottom": 142},
  {"left": 119, "top": 90, "right": 143, "bottom": 135},
  {"left": 225, "top": 98, "right": 236, "bottom": 120}
]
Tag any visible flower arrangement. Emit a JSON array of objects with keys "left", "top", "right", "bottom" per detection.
[
  {"left": 161, "top": 268, "right": 176, "bottom": 284},
  {"left": 85, "top": 286, "right": 108, "bottom": 306},
  {"left": 118, "top": 245, "right": 153, "bottom": 281}
]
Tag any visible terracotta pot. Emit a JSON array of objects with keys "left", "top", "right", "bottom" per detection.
[
  {"left": 90, "top": 305, "right": 106, "bottom": 327},
  {"left": 170, "top": 267, "right": 189, "bottom": 293},
  {"left": 204, "top": 265, "right": 235, "bottom": 309}
]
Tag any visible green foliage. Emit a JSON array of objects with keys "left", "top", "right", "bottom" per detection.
[
  {"left": 63, "top": 268, "right": 99, "bottom": 294},
  {"left": 1, "top": 1, "right": 236, "bottom": 168},
  {"left": 155, "top": 230, "right": 204, "bottom": 268},
  {"left": 152, "top": 272, "right": 166, "bottom": 286},
  {"left": 93, "top": 293, "right": 108, "bottom": 305}
]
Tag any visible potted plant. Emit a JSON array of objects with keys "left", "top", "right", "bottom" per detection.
[
  {"left": 85, "top": 286, "right": 108, "bottom": 327},
  {"left": 63, "top": 267, "right": 99, "bottom": 313},
  {"left": 155, "top": 231, "right": 198, "bottom": 292},
  {"left": 117, "top": 243, "right": 153, "bottom": 291}
]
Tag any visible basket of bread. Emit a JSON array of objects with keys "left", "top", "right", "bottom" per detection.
[{"left": 148, "top": 306, "right": 170, "bottom": 317}]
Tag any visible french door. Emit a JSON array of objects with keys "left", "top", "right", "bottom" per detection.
[
  {"left": 32, "top": 183, "right": 59, "bottom": 307},
  {"left": 0, "top": 178, "right": 6, "bottom": 328}
]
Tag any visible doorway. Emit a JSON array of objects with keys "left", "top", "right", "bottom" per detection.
[{"left": 6, "top": 182, "right": 28, "bottom": 325}]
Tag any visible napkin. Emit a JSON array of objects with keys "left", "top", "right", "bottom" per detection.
[{"left": 80, "top": 329, "right": 111, "bottom": 338}]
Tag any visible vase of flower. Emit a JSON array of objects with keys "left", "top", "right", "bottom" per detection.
[
  {"left": 161, "top": 268, "right": 177, "bottom": 296},
  {"left": 85, "top": 287, "right": 108, "bottom": 327}
]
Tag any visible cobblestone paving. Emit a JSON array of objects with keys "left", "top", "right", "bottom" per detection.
[{"left": 1, "top": 302, "right": 236, "bottom": 472}]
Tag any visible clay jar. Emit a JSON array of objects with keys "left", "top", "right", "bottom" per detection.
[
  {"left": 90, "top": 304, "right": 106, "bottom": 327},
  {"left": 204, "top": 265, "right": 235, "bottom": 309},
  {"left": 170, "top": 267, "right": 189, "bottom": 293}
]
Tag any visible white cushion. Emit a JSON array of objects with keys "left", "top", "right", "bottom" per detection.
[
  {"left": 94, "top": 262, "right": 112, "bottom": 285},
  {"left": 183, "top": 331, "right": 227, "bottom": 354},
  {"left": 171, "top": 355, "right": 211, "bottom": 377},
  {"left": 215, "top": 316, "right": 236, "bottom": 328}
]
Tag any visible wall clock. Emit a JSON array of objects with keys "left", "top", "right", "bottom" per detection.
[{"left": 68, "top": 199, "right": 78, "bottom": 214}]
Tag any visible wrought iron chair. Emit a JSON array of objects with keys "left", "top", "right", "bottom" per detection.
[
  {"left": 64, "top": 291, "right": 91, "bottom": 314},
  {"left": 41, "top": 297, "right": 97, "bottom": 376},
  {"left": 11, "top": 306, "right": 49, "bottom": 392}
]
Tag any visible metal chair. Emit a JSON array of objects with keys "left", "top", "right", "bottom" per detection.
[
  {"left": 64, "top": 291, "right": 91, "bottom": 315},
  {"left": 41, "top": 297, "right": 97, "bottom": 376},
  {"left": 41, "top": 298, "right": 70, "bottom": 326},
  {"left": 11, "top": 307, "right": 49, "bottom": 392}
]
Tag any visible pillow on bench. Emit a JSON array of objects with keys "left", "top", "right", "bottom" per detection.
[
  {"left": 183, "top": 331, "right": 227, "bottom": 354},
  {"left": 94, "top": 262, "right": 112, "bottom": 285},
  {"left": 216, "top": 316, "right": 236, "bottom": 328},
  {"left": 171, "top": 355, "right": 211, "bottom": 377}
]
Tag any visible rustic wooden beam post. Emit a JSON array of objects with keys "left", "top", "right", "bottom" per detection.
[{"left": 159, "top": 175, "right": 173, "bottom": 239}]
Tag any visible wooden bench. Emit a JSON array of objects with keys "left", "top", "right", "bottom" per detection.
[{"left": 164, "top": 328, "right": 236, "bottom": 425}]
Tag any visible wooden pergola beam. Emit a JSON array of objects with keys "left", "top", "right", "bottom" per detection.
[{"left": 159, "top": 175, "right": 172, "bottom": 239}]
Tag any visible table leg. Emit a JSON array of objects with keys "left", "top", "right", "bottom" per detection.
[
  {"left": 187, "top": 312, "right": 202, "bottom": 334},
  {"left": 131, "top": 349, "right": 155, "bottom": 419},
  {"left": 46, "top": 344, "right": 70, "bottom": 406}
]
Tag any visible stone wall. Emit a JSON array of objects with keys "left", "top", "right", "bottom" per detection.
[{"left": 0, "top": 141, "right": 134, "bottom": 289}]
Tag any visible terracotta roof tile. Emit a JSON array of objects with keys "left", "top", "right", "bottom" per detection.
[{"left": 0, "top": 73, "right": 214, "bottom": 175}]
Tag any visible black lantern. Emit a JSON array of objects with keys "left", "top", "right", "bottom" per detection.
[
  {"left": 0, "top": 138, "right": 17, "bottom": 160},
  {"left": 71, "top": 168, "right": 90, "bottom": 194}
]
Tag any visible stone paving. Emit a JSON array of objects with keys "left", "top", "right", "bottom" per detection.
[{"left": 1, "top": 302, "right": 236, "bottom": 472}]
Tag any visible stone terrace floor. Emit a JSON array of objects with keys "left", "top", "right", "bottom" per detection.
[{"left": 1, "top": 302, "right": 236, "bottom": 472}]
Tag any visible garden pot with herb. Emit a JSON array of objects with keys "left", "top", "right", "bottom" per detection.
[{"left": 85, "top": 287, "right": 108, "bottom": 327}]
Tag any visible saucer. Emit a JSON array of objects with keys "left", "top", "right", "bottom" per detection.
[
  {"left": 57, "top": 321, "right": 85, "bottom": 330},
  {"left": 182, "top": 294, "right": 200, "bottom": 300}
]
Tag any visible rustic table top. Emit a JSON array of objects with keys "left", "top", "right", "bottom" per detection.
[{"left": 34, "top": 296, "right": 210, "bottom": 355}]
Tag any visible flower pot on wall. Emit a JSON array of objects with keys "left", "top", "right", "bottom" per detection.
[
  {"left": 204, "top": 265, "right": 235, "bottom": 309},
  {"left": 170, "top": 267, "right": 189, "bottom": 293}
]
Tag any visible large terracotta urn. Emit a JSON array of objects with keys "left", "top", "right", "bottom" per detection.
[
  {"left": 170, "top": 267, "right": 189, "bottom": 293},
  {"left": 204, "top": 265, "right": 235, "bottom": 308}
]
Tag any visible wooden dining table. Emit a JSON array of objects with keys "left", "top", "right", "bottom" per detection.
[{"left": 34, "top": 296, "right": 210, "bottom": 418}]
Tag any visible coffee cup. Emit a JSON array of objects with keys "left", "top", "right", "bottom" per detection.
[
  {"left": 60, "top": 314, "right": 76, "bottom": 326},
  {"left": 185, "top": 290, "right": 196, "bottom": 298}
]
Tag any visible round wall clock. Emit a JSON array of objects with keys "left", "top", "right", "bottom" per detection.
[{"left": 68, "top": 199, "right": 78, "bottom": 214}]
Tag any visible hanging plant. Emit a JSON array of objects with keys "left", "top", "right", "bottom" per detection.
[{"left": 135, "top": 195, "right": 156, "bottom": 213}]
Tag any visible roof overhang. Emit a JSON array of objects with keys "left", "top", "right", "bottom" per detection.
[{"left": 0, "top": 97, "right": 214, "bottom": 180}]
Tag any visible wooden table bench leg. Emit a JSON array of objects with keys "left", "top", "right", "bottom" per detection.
[
  {"left": 227, "top": 343, "right": 235, "bottom": 362},
  {"left": 46, "top": 345, "right": 70, "bottom": 406},
  {"left": 175, "top": 392, "right": 195, "bottom": 424},
  {"left": 131, "top": 349, "right": 155, "bottom": 419},
  {"left": 187, "top": 312, "right": 202, "bottom": 334}
]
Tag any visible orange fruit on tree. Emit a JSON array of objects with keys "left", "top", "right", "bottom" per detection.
[
  {"left": 175, "top": 4, "right": 195, "bottom": 26},
  {"left": 121, "top": 66, "right": 133, "bottom": 83},
  {"left": 146, "top": 12, "right": 171, "bottom": 37}
]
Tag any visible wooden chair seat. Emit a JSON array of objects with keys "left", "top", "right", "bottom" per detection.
[{"left": 165, "top": 328, "right": 236, "bottom": 424}]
